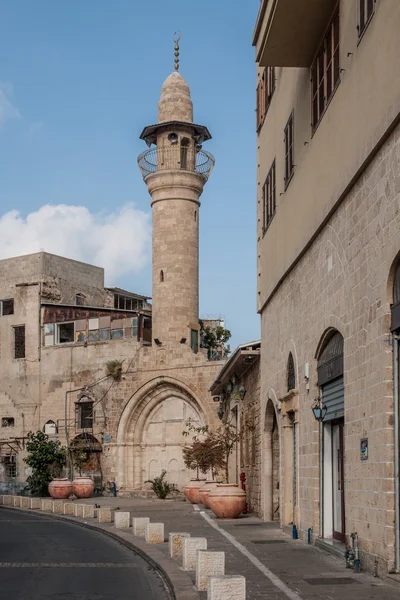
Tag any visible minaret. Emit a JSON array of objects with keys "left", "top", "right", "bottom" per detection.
[{"left": 138, "top": 38, "right": 215, "bottom": 348}]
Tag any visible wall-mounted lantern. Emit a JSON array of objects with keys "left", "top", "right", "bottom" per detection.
[
  {"left": 311, "top": 396, "right": 327, "bottom": 422},
  {"left": 217, "top": 402, "right": 224, "bottom": 420}
]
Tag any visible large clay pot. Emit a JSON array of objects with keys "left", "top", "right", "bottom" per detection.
[
  {"left": 208, "top": 484, "right": 246, "bottom": 519},
  {"left": 48, "top": 478, "right": 73, "bottom": 499},
  {"left": 72, "top": 476, "right": 95, "bottom": 499},
  {"left": 183, "top": 480, "right": 206, "bottom": 504},
  {"left": 198, "top": 481, "right": 221, "bottom": 508}
]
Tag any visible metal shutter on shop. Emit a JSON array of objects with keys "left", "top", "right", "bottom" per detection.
[{"left": 321, "top": 376, "right": 344, "bottom": 422}]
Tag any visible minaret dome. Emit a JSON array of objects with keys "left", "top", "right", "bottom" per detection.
[{"left": 158, "top": 72, "right": 193, "bottom": 124}]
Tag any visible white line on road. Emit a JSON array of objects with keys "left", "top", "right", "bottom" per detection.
[
  {"left": 193, "top": 504, "right": 200, "bottom": 511},
  {"left": 200, "top": 511, "right": 303, "bottom": 600}
]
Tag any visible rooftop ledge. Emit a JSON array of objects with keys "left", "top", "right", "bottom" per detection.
[{"left": 254, "top": 0, "right": 338, "bottom": 67}]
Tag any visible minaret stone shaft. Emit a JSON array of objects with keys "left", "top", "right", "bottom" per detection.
[{"left": 138, "top": 71, "right": 214, "bottom": 348}]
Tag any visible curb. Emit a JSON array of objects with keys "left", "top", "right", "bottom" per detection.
[{"left": 1, "top": 505, "right": 200, "bottom": 600}]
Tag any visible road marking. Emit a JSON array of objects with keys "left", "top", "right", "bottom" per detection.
[
  {"left": 200, "top": 511, "right": 303, "bottom": 600},
  {"left": 0, "top": 563, "right": 136, "bottom": 568},
  {"left": 193, "top": 504, "right": 200, "bottom": 512}
]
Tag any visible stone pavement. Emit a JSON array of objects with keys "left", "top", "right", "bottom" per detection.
[{"left": 75, "top": 496, "right": 400, "bottom": 600}]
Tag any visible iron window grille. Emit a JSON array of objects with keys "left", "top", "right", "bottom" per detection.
[
  {"left": 262, "top": 160, "right": 276, "bottom": 233},
  {"left": 14, "top": 325, "right": 25, "bottom": 359},
  {"left": 0, "top": 299, "right": 14, "bottom": 316},
  {"left": 284, "top": 112, "right": 294, "bottom": 189},
  {"left": 311, "top": 6, "right": 340, "bottom": 132},
  {"left": 358, "top": 0, "right": 375, "bottom": 38},
  {"left": 4, "top": 456, "right": 16, "bottom": 478}
]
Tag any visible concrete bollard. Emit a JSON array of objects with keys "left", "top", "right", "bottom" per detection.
[
  {"left": 97, "top": 508, "right": 112, "bottom": 523},
  {"left": 83, "top": 504, "right": 95, "bottom": 519},
  {"left": 114, "top": 511, "right": 130, "bottom": 529},
  {"left": 74, "top": 504, "right": 84, "bottom": 518},
  {"left": 63, "top": 503, "right": 75, "bottom": 516},
  {"left": 182, "top": 537, "right": 207, "bottom": 571},
  {"left": 133, "top": 517, "right": 150, "bottom": 537},
  {"left": 3, "top": 495, "right": 13, "bottom": 506},
  {"left": 169, "top": 532, "right": 190, "bottom": 560},
  {"left": 41, "top": 499, "right": 53, "bottom": 512},
  {"left": 21, "top": 497, "right": 30, "bottom": 509},
  {"left": 29, "top": 498, "right": 41, "bottom": 509},
  {"left": 207, "top": 576, "right": 246, "bottom": 600},
  {"left": 52, "top": 501, "right": 64, "bottom": 514},
  {"left": 196, "top": 551, "right": 225, "bottom": 591},
  {"left": 145, "top": 523, "right": 164, "bottom": 544}
]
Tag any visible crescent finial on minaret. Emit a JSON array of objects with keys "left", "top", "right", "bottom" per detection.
[{"left": 173, "top": 31, "right": 181, "bottom": 71}]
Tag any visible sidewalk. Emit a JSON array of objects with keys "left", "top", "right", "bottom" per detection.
[{"left": 76, "top": 496, "right": 400, "bottom": 600}]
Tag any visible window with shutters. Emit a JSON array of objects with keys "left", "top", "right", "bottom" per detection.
[
  {"left": 262, "top": 160, "right": 276, "bottom": 233},
  {"left": 284, "top": 112, "right": 294, "bottom": 189},
  {"left": 358, "top": 0, "right": 375, "bottom": 38},
  {"left": 256, "top": 67, "right": 275, "bottom": 132},
  {"left": 311, "top": 7, "right": 340, "bottom": 131},
  {"left": 14, "top": 325, "right": 25, "bottom": 359}
]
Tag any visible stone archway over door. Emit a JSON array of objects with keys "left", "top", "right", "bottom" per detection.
[
  {"left": 263, "top": 399, "right": 280, "bottom": 521},
  {"left": 142, "top": 396, "right": 201, "bottom": 488}
]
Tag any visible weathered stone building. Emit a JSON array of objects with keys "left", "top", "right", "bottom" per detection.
[
  {"left": 0, "top": 64, "right": 222, "bottom": 494},
  {"left": 254, "top": 0, "right": 400, "bottom": 576}
]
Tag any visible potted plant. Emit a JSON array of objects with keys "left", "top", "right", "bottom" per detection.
[{"left": 24, "top": 431, "right": 70, "bottom": 498}]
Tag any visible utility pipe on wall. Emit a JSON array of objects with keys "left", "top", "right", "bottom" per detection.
[{"left": 393, "top": 335, "right": 400, "bottom": 573}]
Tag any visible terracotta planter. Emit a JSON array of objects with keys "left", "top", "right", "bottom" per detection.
[
  {"left": 208, "top": 484, "right": 246, "bottom": 519},
  {"left": 183, "top": 480, "right": 206, "bottom": 504},
  {"left": 72, "top": 476, "right": 95, "bottom": 498},
  {"left": 198, "top": 481, "right": 221, "bottom": 508},
  {"left": 48, "top": 478, "right": 73, "bottom": 499}
]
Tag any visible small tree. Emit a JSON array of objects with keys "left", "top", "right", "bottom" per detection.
[
  {"left": 71, "top": 448, "right": 87, "bottom": 476},
  {"left": 199, "top": 321, "right": 231, "bottom": 358},
  {"left": 145, "top": 470, "right": 176, "bottom": 499},
  {"left": 24, "top": 431, "right": 67, "bottom": 497}
]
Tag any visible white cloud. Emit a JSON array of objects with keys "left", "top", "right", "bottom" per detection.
[
  {"left": 0, "top": 204, "right": 151, "bottom": 281},
  {"left": 0, "top": 82, "right": 20, "bottom": 126}
]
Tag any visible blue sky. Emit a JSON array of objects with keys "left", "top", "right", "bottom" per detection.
[{"left": 0, "top": 0, "right": 260, "bottom": 349}]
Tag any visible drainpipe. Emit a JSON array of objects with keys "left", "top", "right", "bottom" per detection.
[{"left": 393, "top": 335, "right": 400, "bottom": 572}]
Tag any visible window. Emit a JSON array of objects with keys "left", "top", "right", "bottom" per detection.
[
  {"left": 256, "top": 67, "right": 275, "bottom": 131},
  {"left": 180, "top": 138, "right": 190, "bottom": 169},
  {"left": 76, "top": 399, "right": 93, "bottom": 429},
  {"left": 284, "top": 112, "right": 294, "bottom": 188},
  {"left": 358, "top": 0, "right": 374, "bottom": 37},
  {"left": 4, "top": 456, "right": 16, "bottom": 478},
  {"left": 262, "top": 160, "right": 276, "bottom": 233},
  {"left": 0, "top": 299, "right": 14, "bottom": 316},
  {"left": 191, "top": 329, "right": 198, "bottom": 354},
  {"left": 56, "top": 322, "right": 74, "bottom": 344},
  {"left": 75, "top": 294, "right": 85, "bottom": 306},
  {"left": 160, "top": 270, "right": 164, "bottom": 282},
  {"left": 287, "top": 353, "right": 296, "bottom": 392},
  {"left": 114, "top": 294, "right": 140, "bottom": 311},
  {"left": 2, "top": 417, "right": 15, "bottom": 427},
  {"left": 14, "top": 326, "right": 25, "bottom": 359},
  {"left": 311, "top": 8, "right": 340, "bottom": 131}
]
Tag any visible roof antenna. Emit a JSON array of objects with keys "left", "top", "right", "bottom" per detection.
[{"left": 174, "top": 31, "right": 181, "bottom": 71}]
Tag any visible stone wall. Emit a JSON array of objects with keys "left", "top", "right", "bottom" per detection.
[{"left": 259, "top": 122, "right": 400, "bottom": 575}]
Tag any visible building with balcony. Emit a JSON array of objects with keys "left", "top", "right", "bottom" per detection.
[{"left": 254, "top": 0, "right": 400, "bottom": 575}]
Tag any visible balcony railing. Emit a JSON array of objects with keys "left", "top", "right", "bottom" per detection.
[{"left": 138, "top": 146, "right": 215, "bottom": 181}]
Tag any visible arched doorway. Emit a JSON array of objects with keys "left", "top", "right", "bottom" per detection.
[
  {"left": 263, "top": 399, "right": 280, "bottom": 521},
  {"left": 317, "top": 329, "right": 345, "bottom": 542},
  {"left": 70, "top": 433, "right": 102, "bottom": 491}
]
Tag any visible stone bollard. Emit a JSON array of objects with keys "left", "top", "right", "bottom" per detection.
[
  {"left": 21, "top": 497, "right": 30, "bottom": 509},
  {"left": 74, "top": 504, "right": 84, "bottom": 518},
  {"left": 52, "top": 501, "right": 64, "bottom": 514},
  {"left": 207, "top": 576, "right": 246, "bottom": 600},
  {"left": 63, "top": 503, "right": 75, "bottom": 516},
  {"left": 114, "top": 511, "right": 130, "bottom": 529},
  {"left": 13, "top": 496, "right": 21, "bottom": 507},
  {"left": 98, "top": 508, "right": 112, "bottom": 523},
  {"left": 133, "top": 517, "right": 150, "bottom": 537},
  {"left": 196, "top": 551, "right": 225, "bottom": 592},
  {"left": 169, "top": 532, "right": 190, "bottom": 560},
  {"left": 3, "top": 495, "right": 13, "bottom": 506},
  {"left": 29, "top": 498, "right": 41, "bottom": 509},
  {"left": 0, "top": 495, "right": 3, "bottom": 505},
  {"left": 182, "top": 537, "right": 207, "bottom": 571},
  {"left": 41, "top": 499, "right": 53, "bottom": 512},
  {"left": 83, "top": 505, "right": 95, "bottom": 519},
  {"left": 145, "top": 523, "right": 164, "bottom": 544}
]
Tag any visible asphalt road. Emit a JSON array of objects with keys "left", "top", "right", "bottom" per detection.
[{"left": 0, "top": 508, "right": 170, "bottom": 600}]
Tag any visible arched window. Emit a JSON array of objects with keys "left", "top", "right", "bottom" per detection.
[
  {"left": 180, "top": 137, "right": 190, "bottom": 170},
  {"left": 43, "top": 420, "right": 57, "bottom": 435},
  {"left": 287, "top": 352, "right": 296, "bottom": 392},
  {"left": 75, "top": 395, "right": 94, "bottom": 430},
  {"left": 160, "top": 270, "right": 164, "bottom": 282},
  {"left": 394, "top": 262, "right": 400, "bottom": 305},
  {"left": 391, "top": 262, "right": 400, "bottom": 331},
  {"left": 317, "top": 330, "right": 344, "bottom": 422},
  {"left": 76, "top": 293, "right": 85, "bottom": 306}
]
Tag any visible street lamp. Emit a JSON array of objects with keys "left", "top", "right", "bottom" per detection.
[
  {"left": 238, "top": 386, "right": 247, "bottom": 401},
  {"left": 217, "top": 402, "right": 224, "bottom": 420},
  {"left": 311, "top": 396, "right": 327, "bottom": 422}
]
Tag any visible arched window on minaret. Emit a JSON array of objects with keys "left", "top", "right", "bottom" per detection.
[
  {"left": 160, "top": 270, "right": 164, "bottom": 283},
  {"left": 194, "top": 210, "right": 197, "bottom": 222},
  {"left": 180, "top": 137, "right": 190, "bottom": 170}
]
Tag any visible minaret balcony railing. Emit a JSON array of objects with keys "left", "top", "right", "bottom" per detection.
[{"left": 138, "top": 146, "right": 215, "bottom": 181}]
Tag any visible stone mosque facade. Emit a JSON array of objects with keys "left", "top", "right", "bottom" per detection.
[{"left": 0, "top": 68, "right": 222, "bottom": 494}]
